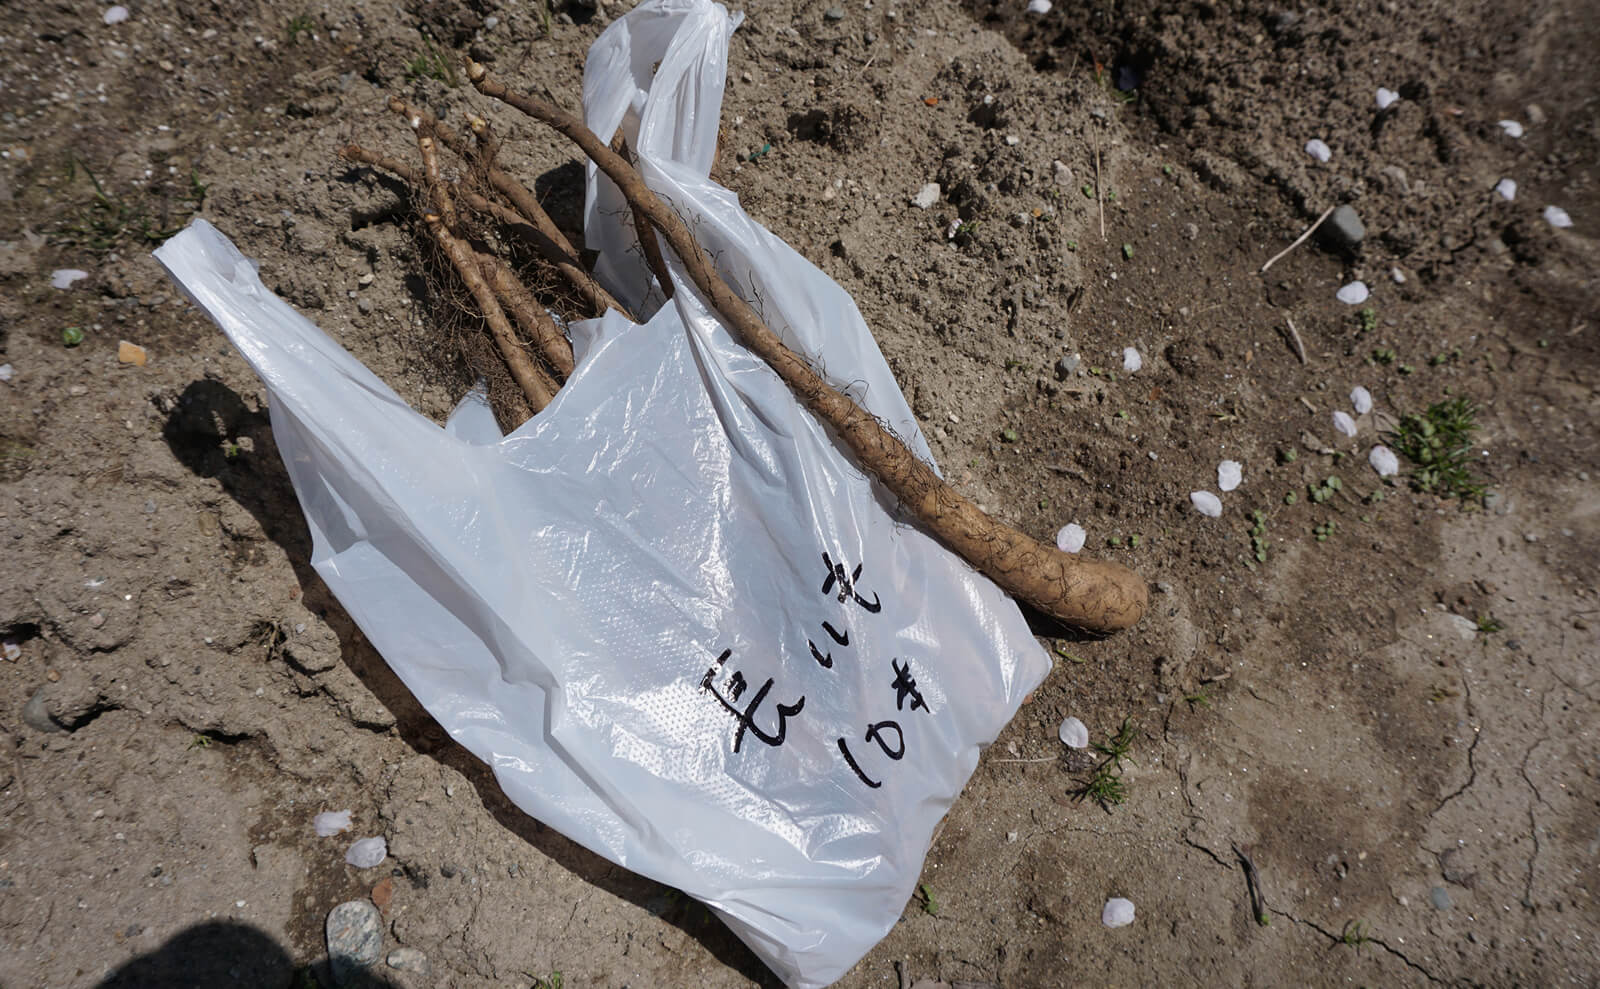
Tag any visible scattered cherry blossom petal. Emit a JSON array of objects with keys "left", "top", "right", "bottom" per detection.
[
  {"left": 1304, "top": 138, "right": 1332, "bottom": 163},
  {"left": 1190, "top": 491, "right": 1223, "bottom": 518},
  {"left": 103, "top": 5, "right": 129, "bottom": 25},
  {"left": 1350, "top": 386, "right": 1373, "bottom": 415},
  {"left": 345, "top": 836, "right": 387, "bottom": 869},
  {"left": 1058, "top": 716, "right": 1088, "bottom": 749},
  {"left": 1055, "top": 523, "right": 1086, "bottom": 554},
  {"left": 1498, "top": 119, "right": 1524, "bottom": 138},
  {"left": 1102, "top": 897, "right": 1136, "bottom": 928},
  {"left": 1369, "top": 445, "right": 1399, "bottom": 477},
  {"left": 1026, "top": 0, "right": 1052, "bottom": 13},
  {"left": 1336, "top": 281, "right": 1369, "bottom": 305},
  {"left": 1544, "top": 205, "right": 1573, "bottom": 229},
  {"left": 1218, "top": 460, "right": 1242, "bottom": 492},
  {"left": 315, "top": 810, "right": 353, "bottom": 837},
  {"left": 51, "top": 268, "right": 89, "bottom": 289},
  {"left": 1122, "top": 346, "right": 1142, "bottom": 372},
  {"left": 1495, "top": 178, "right": 1517, "bottom": 201},
  {"left": 1332, "top": 411, "right": 1357, "bottom": 437},
  {"left": 1375, "top": 88, "right": 1399, "bottom": 110}
]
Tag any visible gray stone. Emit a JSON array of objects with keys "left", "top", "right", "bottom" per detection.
[
  {"left": 386, "top": 947, "right": 430, "bottom": 977},
  {"left": 823, "top": 6, "right": 844, "bottom": 20},
  {"left": 1055, "top": 353, "right": 1080, "bottom": 377},
  {"left": 1430, "top": 886, "right": 1452, "bottom": 911},
  {"left": 22, "top": 688, "right": 64, "bottom": 733},
  {"left": 1325, "top": 205, "right": 1365, "bottom": 249},
  {"left": 326, "top": 901, "right": 384, "bottom": 985}
]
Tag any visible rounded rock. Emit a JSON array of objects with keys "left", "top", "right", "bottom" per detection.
[
  {"left": 326, "top": 901, "right": 384, "bottom": 985},
  {"left": 387, "top": 947, "right": 431, "bottom": 976}
]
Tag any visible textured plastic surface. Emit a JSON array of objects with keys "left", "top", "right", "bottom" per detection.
[{"left": 154, "top": 3, "right": 1049, "bottom": 984}]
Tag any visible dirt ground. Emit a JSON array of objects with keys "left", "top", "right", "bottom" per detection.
[{"left": 2, "top": 0, "right": 1597, "bottom": 986}]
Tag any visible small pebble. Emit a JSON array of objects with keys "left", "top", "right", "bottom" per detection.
[
  {"left": 1368, "top": 445, "right": 1399, "bottom": 477},
  {"left": 1058, "top": 716, "right": 1089, "bottom": 749},
  {"left": 1326, "top": 205, "right": 1365, "bottom": 248},
  {"left": 1122, "top": 346, "right": 1142, "bottom": 372},
  {"left": 357, "top": 297, "right": 373, "bottom": 315},
  {"left": 1336, "top": 281, "right": 1369, "bottom": 305},
  {"left": 0, "top": 364, "right": 12, "bottom": 383},
  {"left": 1304, "top": 138, "right": 1332, "bottom": 163},
  {"left": 911, "top": 183, "right": 939, "bottom": 209},
  {"left": 1391, "top": 267, "right": 1406, "bottom": 284},
  {"left": 1543, "top": 205, "right": 1573, "bottom": 229},
  {"left": 1218, "top": 460, "right": 1242, "bottom": 492},
  {"left": 1055, "top": 523, "right": 1086, "bottom": 554},
  {"left": 345, "top": 836, "right": 387, "bottom": 869},
  {"left": 1004, "top": 134, "right": 1021, "bottom": 146},
  {"left": 117, "top": 340, "right": 147, "bottom": 366},
  {"left": 1332, "top": 411, "right": 1357, "bottom": 437},
  {"left": 1430, "top": 886, "right": 1452, "bottom": 911},
  {"left": 1102, "top": 897, "right": 1136, "bottom": 927},
  {"left": 1495, "top": 178, "right": 1517, "bottom": 201},
  {"left": 315, "top": 810, "right": 353, "bottom": 837},
  {"left": 1497, "top": 119, "right": 1524, "bottom": 138},
  {"left": 103, "top": 5, "right": 129, "bottom": 25},
  {"left": 1056, "top": 353, "right": 1081, "bottom": 376},
  {"left": 1350, "top": 386, "right": 1373, "bottom": 415},
  {"left": 1052, "top": 159, "right": 1072, "bottom": 185},
  {"left": 326, "top": 901, "right": 384, "bottom": 985},
  {"left": 823, "top": 6, "right": 845, "bottom": 21},
  {"left": 1026, "top": 0, "right": 1052, "bottom": 13},
  {"left": 1189, "top": 491, "right": 1223, "bottom": 518},
  {"left": 482, "top": 14, "right": 499, "bottom": 30},
  {"left": 1375, "top": 87, "right": 1399, "bottom": 110}
]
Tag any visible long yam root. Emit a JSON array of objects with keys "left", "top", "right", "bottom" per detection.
[
  {"left": 468, "top": 61, "right": 1148, "bottom": 632},
  {"left": 416, "top": 134, "right": 557, "bottom": 412}
]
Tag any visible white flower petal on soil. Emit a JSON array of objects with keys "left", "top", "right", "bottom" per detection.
[
  {"left": 1495, "top": 178, "right": 1517, "bottom": 201},
  {"left": 345, "top": 836, "right": 388, "bottom": 869},
  {"left": 1218, "top": 460, "right": 1243, "bottom": 492},
  {"left": 1190, "top": 491, "right": 1223, "bottom": 517},
  {"left": 911, "top": 183, "right": 940, "bottom": 209},
  {"left": 1369, "top": 445, "right": 1400, "bottom": 477},
  {"left": 1055, "top": 523, "right": 1087, "bottom": 554},
  {"left": 1375, "top": 87, "right": 1399, "bottom": 110},
  {"left": 1332, "top": 410, "right": 1358, "bottom": 437},
  {"left": 1304, "top": 139, "right": 1332, "bottom": 162},
  {"left": 103, "top": 5, "right": 129, "bottom": 25},
  {"left": 1498, "top": 119, "right": 1524, "bottom": 138},
  {"left": 1026, "top": 0, "right": 1052, "bottom": 14},
  {"left": 1336, "top": 281, "right": 1369, "bottom": 305},
  {"left": 51, "top": 268, "right": 89, "bottom": 289},
  {"left": 1391, "top": 267, "right": 1406, "bottom": 284},
  {"left": 1350, "top": 386, "right": 1373, "bottom": 415},
  {"left": 315, "top": 809, "right": 353, "bottom": 837},
  {"left": 1102, "top": 897, "right": 1136, "bottom": 928},
  {"left": 1543, "top": 205, "right": 1573, "bottom": 229},
  {"left": 1122, "top": 346, "right": 1142, "bottom": 372},
  {"left": 1058, "top": 716, "right": 1089, "bottom": 749},
  {"left": 0, "top": 364, "right": 13, "bottom": 383}
]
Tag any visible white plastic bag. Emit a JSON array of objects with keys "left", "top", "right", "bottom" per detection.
[{"left": 154, "top": 3, "right": 1048, "bottom": 985}]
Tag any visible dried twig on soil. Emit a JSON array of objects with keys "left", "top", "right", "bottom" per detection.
[
  {"left": 468, "top": 61, "right": 1149, "bottom": 632},
  {"left": 416, "top": 133, "right": 557, "bottom": 412},
  {"left": 1282, "top": 315, "right": 1308, "bottom": 365},
  {"left": 1259, "top": 204, "right": 1335, "bottom": 274},
  {"left": 1093, "top": 129, "right": 1106, "bottom": 241},
  {"left": 1232, "top": 842, "right": 1271, "bottom": 926}
]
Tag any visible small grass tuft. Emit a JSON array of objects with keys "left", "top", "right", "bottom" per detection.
[{"left": 1389, "top": 397, "right": 1485, "bottom": 501}]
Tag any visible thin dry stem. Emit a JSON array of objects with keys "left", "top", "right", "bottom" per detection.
[
  {"left": 469, "top": 62, "right": 1148, "bottom": 632},
  {"left": 1260, "top": 204, "right": 1336, "bottom": 273}
]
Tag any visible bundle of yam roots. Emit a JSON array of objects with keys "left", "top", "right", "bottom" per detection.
[{"left": 338, "top": 60, "right": 1148, "bottom": 633}]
